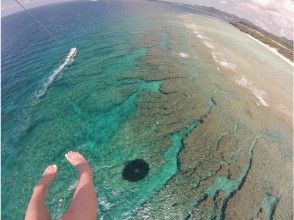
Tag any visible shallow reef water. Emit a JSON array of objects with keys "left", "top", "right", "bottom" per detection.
[{"left": 1, "top": 0, "right": 293, "bottom": 219}]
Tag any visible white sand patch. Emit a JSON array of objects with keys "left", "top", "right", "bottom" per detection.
[
  {"left": 246, "top": 34, "right": 294, "bottom": 67},
  {"left": 236, "top": 75, "right": 269, "bottom": 107}
]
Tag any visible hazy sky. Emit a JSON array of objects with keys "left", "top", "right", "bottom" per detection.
[
  {"left": 166, "top": 0, "right": 294, "bottom": 39},
  {"left": 1, "top": 0, "right": 293, "bottom": 39}
]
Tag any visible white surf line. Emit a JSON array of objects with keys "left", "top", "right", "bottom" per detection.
[
  {"left": 246, "top": 34, "right": 294, "bottom": 68},
  {"left": 183, "top": 19, "right": 239, "bottom": 73},
  {"left": 212, "top": 51, "right": 237, "bottom": 70},
  {"left": 36, "top": 47, "right": 77, "bottom": 99},
  {"left": 183, "top": 20, "right": 238, "bottom": 71},
  {"left": 236, "top": 75, "right": 269, "bottom": 107},
  {"left": 203, "top": 41, "right": 214, "bottom": 49}
]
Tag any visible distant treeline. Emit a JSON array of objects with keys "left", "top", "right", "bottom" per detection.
[
  {"left": 154, "top": 0, "right": 293, "bottom": 62},
  {"left": 231, "top": 21, "right": 293, "bottom": 61}
]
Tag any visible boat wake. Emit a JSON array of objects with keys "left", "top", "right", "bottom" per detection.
[{"left": 35, "top": 47, "right": 77, "bottom": 99}]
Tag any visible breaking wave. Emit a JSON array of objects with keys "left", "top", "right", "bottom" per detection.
[
  {"left": 236, "top": 75, "right": 269, "bottom": 107},
  {"left": 182, "top": 19, "right": 238, "bottom": 71},
  {"left": 179, "top": 52, "right": 189, "bottom": 58},
  {"left": 203, "top": 41, "right": 214, "bottom": 49},
  {"left": 36, "top": 47, "right": 77, "bottom": 99},
  {"left": 212, "top": 52, "right": 236, "bottom": 70}
]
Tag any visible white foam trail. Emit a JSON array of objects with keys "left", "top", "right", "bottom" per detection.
[
  {"left": 36, "top": 47, "right": 77, "bottom": 99},
  {"left": 179, "top": 52, "right": 189, "bottom": 58},
  {"left": 236, "top": 75, "right": 269, "bottom": 107}
]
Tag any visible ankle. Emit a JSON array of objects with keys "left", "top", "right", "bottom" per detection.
[{"left": 76, "top": 163, "right": 93, "bottom": 176}]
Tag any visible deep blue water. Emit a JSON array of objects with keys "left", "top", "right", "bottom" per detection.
[
  {"left": 3, "top": 1, "right": 292, "bottom": 219},
  {"left": 2, "top": 1, "right": 192, "bottom": 219}
]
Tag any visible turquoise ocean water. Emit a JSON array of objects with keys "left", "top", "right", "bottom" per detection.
[
  {"left": 2, "top": 1, "right": 196, "bottom": 219},
  {"left": 2, "top": 0, "right": 293, "bottom": 219}
]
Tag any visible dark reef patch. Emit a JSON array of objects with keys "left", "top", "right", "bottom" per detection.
[{"left": 122, "top": 159, "right": 149, "bottom": 182}]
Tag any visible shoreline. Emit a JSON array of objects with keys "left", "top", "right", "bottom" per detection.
[
  {"left": 152, "top": 0, "right": 293, "bottom": 66},
  {"left": 246, "top": 34, "right": 294, "bottom": 68}
]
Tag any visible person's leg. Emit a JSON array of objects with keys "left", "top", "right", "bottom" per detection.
[
  {"left": 25, "top": 164, "right": 58, "bottom": 220},
  {"left": 60, "top": 151, "right": 97, "bottom": 220}
]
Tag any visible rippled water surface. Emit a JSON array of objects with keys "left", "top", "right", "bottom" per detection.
[{"left": 2, "top": 0, "right": 293, "bottom": 219}]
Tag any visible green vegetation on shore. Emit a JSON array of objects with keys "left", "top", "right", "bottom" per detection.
[
  {"left": 153, "top": 0, "right": 293, "bottom": 62},
  {"left": 230, "top": 21, "right": 293, "bottom": 61}
]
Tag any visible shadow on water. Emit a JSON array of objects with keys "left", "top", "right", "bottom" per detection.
[{"left": 122, "top": 159, "right": 150, "bottom": 182}]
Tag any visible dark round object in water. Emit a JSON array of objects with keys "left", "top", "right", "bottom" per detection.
[{"left": 122, "top": 159, "right": 149, "bottom": 182}]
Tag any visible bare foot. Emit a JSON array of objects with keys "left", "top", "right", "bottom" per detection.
[
  {"left": 65, "top": 151, "right": 92, "bottom": 175},
  {"left": 35, "top": 164, "right": 58, "bottom": 193}
]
